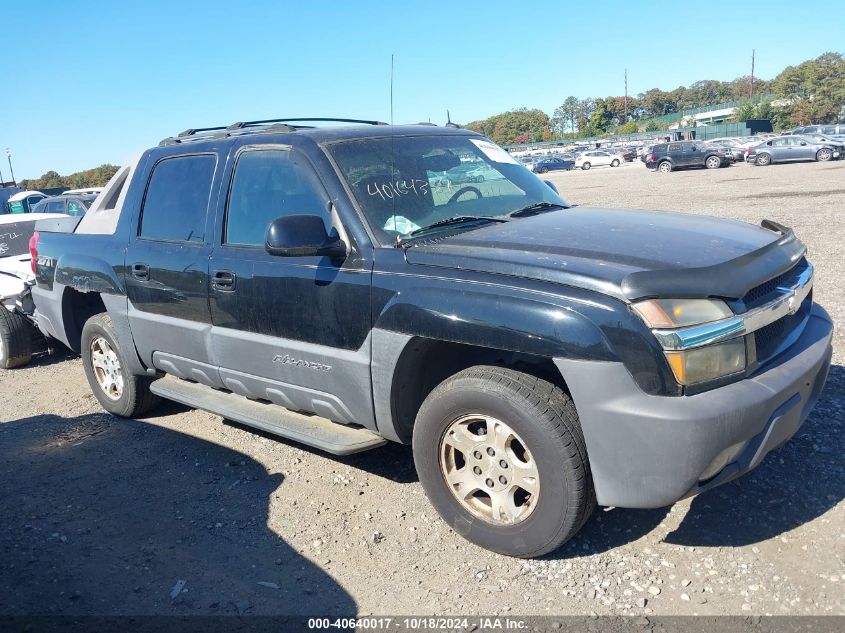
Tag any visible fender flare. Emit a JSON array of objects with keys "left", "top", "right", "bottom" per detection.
[{"left": 55, "top": 253, "right": 124, "bottom": 295}]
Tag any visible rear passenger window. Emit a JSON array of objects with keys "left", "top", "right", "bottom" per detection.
[
  {"left": 225, "top": 148, "right": 328, "bottom": 246},
  {"left": 140, "top": 154, "right": 216, "bottom": 243}
]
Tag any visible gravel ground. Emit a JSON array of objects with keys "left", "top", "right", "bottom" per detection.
[{"left": 1, "top": 159, "right": 843, "bottom": 618}]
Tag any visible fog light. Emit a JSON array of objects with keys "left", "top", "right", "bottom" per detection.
[{"left": 665, "top": 339, "right": 746, "bottom": 385}]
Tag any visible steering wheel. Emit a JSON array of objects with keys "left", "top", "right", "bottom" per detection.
[{"left": 448, "top": 186, "right": 483, "bottom": 204}]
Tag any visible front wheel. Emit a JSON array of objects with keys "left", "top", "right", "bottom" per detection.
[
  {"left": 413, "top": 366, "right": 596, "bottom": 557},
  {"left": 816, "top": 148, "right": 833, "bottom": 162},
  {"left": 539, "top": 167, "right": 548, "bottom": 174},
  {"left": 81, "top": 313, "right": 161, "bottom": 417},
  {"left": 611, "top": 159, "right": 620, "bottom": 167},
  {"left": 705, "top": 155, "right": 721, "bottom": 169},
  {"left": 581, "top": 162, "right": 591, "bottom": 170}
]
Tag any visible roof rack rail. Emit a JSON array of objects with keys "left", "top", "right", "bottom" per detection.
[
  {"left": 160, "top": 117, "right": 387, "bottom": 147},
  {"left": 227, "top": 117, "right": 388, "bottom": 130}
]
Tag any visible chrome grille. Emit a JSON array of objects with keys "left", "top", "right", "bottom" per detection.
[{"left": 742, "top": 258, "right": 809, "bottom": 308}]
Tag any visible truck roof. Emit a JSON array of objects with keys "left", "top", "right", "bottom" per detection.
[{"left": 158, "top": 118, "right": 476, "bottom": 147}]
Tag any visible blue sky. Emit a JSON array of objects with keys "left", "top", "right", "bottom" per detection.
[{"left": 1, "top": 0, "right": 839, "bottom": 180}]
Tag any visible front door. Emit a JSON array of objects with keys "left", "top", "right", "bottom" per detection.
[
  {"left": 208, "top": 144, "right": 374, "bottom": 427},
  {"left": 125, "top": 152, "right": 221, "bottom": 386}
]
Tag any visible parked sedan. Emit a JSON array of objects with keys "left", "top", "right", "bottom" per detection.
[
  {"left": 574, "top": 150, "right": 621, "bottom": 170},
  {"left": 531, "top": 156, "right": 575, "bottom": 173},
  {"left": 795, "top": 133, "right": 845, "bottom": 158},
  {"left": 746, "top": 136, "right": 839, "bottom": 166}
]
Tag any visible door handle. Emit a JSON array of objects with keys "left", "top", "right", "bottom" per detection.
[
  {"left": 211, "top": 270, "right": 236, "bottom": 291},
  {"left": 131, "top": 263, "right": 149, "bottom": 280}
]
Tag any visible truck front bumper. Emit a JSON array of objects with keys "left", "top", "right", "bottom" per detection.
[{"left": 554, "top": 304, "right": 833, "bottom": 508}]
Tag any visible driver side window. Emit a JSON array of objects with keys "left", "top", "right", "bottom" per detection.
[{"left": 225, "top": 148, "right": 329, "bottom": 246}]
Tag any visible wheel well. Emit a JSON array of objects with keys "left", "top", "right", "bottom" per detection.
[
  {"left": 389, "top": 338, "right": 569, "bottom": 444},
  {"left": 61, "top": 289, "right": 106, "bottom": 353}
]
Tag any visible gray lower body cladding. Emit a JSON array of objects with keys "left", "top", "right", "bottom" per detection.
[{"left": 556, "top": 304, "right": 833, "bottom": 508}]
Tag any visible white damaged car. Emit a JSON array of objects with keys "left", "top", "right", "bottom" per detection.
[{"left": 0, "top": 214, "right": 62, "bottom": 368}]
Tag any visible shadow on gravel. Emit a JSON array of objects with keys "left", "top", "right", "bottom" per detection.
[
  {"left": 549, "top": 507, "right": 670, "bottom": 560},
  {"left": 0, "top": 413, "right": 357, "bottom": 617},
  {"left": 665, "top": 364, "right": 845, "bottom": 547}
]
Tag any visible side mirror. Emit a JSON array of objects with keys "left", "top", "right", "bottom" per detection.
[
  {"left": 800, "top": 142, "right": 807, "bottom": 146},
  {"left": 265, "top": 215, "right": 347, "bottom": 258},
  {"left": 544, "top": 180, "right": 559, "bottom": 193}
]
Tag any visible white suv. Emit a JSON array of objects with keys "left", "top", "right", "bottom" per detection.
[{"left": 574, "top": 150, "right": 620, "bottom": 170}]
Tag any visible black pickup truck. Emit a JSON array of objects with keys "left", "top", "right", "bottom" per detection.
[{"left": 31, "top": 119, "right": 832, "bottom": 557}]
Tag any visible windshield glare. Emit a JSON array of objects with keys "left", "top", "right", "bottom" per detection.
[{"left": 328, "top": 135, "right": 568, "bottom": 244}]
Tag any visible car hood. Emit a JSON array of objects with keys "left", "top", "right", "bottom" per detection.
[{"left": 403, "top": 207, "right": 806, "bottom": 301}]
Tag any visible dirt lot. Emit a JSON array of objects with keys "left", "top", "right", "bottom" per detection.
[{"left": 1, "top": 159, "right": 843, "bottom": 618}]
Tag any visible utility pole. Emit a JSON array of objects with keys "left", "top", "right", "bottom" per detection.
[
  {"left": 750, "top": 49, "right": 755, "bottom": 98},
  {"left": 5, "top": 149, "right": 16, "bottom": 187},
  {"left": 624, "top": 68, "right": 628, "bottom": 122}
]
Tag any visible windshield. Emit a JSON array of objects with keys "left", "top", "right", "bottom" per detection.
[{"left": 328, "top": 134, "right": 568, "bottom": 244}]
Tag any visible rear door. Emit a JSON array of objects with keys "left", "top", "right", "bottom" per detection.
[
  {"left": 125, "top": 152, "right": 223, "bottom": 386},
  {"left": 207, "top": 143, "right": 374, "bottom": 427}
]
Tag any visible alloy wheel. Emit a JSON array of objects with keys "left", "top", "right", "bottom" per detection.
[
  {"left": 439, "top": 414, "right": 540, "bottom": 525},
  {"left": 90, "top": 336, "right": 124, "bottom": 400}
]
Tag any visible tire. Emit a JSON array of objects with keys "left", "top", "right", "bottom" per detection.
[
  {"left": 539, "top": 167, "right": 548, "bottom": 174},
  {"left": 755, "top": 153, "right": 771, "bottom": 166},
  {"left": 657, "top": 161, "right": 672, "bottom": 173},
  {"left": 81, "top": 313, "right": 160, "bottom": 417},
  {"left": 581, "top": 162, "right": 591, "bottom": 171},
  {"left": 412, "top": 366, "right": 596, "bottom": 558},
  {"left": 611, "top": 159, "right": 620, "bottom": 167},
  {"left": 705, "top": 155, "right": 721, "bottom": 169},
  {"left": 816, "top": 148, "right": 832, "bottom": 162},
  {"left": 0, "top": 308, "right": 34, "bottom": 369}
]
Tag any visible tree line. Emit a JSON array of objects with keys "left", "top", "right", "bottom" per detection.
[
  {"left": 466, "top": 52, "right": 845, "bottom": 145},
  {"left": 20, "top": 164, "right": 120, "bottom": 191}
]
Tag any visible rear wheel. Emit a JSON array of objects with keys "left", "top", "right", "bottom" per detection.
[
  {"left": 816, "top": 148, "right": 833, "bottom": 162},
  {"left": 81, "top": 313, "right": 161, "bottom": 417},
  {"left": 413, "top": 366, "right": 596, "bottom": 558},
  {"left": 657, "top": 161, "right": 672, "bottom": 173},
  {"left": 539, "top": 167, "right": 548, "bottom": 173},
  {"left": 755, "top": 153, "right": 771, "bottom": 166},
  {"left": 0, "top": 308, "right": 34, "bottom": 369},
  {"left": 581, "top": 162, "right": 591, "bottom": 171},
  {"left": 611, "top": 159, "right": 620, "bottom": 167},
  {"left": 705, "top": 155, "right": 721, "bottom": 169}
]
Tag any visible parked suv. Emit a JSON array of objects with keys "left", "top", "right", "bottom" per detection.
[
  {"left": 31, "top": 193, "right": 97, "bottom": 217},
  {"left": 645, "top": 142, "right": 731, "bottom": 172},
  {"left": 30, "top": 119, "right": 832, "bottom": 557}
]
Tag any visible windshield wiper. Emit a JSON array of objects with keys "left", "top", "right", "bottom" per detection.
[
  {"left": 508, "top": 202, "right": 568, "bottom": 218},
  {"left": 396, "top": 216, "right": 508, "bottom": 247}
]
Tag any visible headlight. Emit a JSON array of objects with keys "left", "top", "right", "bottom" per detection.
[
  {"left": 664, "top": 339, "right": 746, "bottom": 385},
  {"left": 633, "top": 298, "right": 745, "bottom": 386},
  {"left": 632, "top": 298, "right": 733, "bottom": 328}
]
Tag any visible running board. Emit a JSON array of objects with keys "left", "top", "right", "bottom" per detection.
[{"left": 150, "top": 376, "right": 387, "bottom": 455}]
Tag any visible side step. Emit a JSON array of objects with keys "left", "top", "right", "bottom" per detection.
[{"left": 150, "top": 376, "right": 387, "bottom": 455}]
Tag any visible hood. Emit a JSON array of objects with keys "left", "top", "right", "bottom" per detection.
[{"left": 403, "top": 208, "right": 805, "bottom": 301}]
